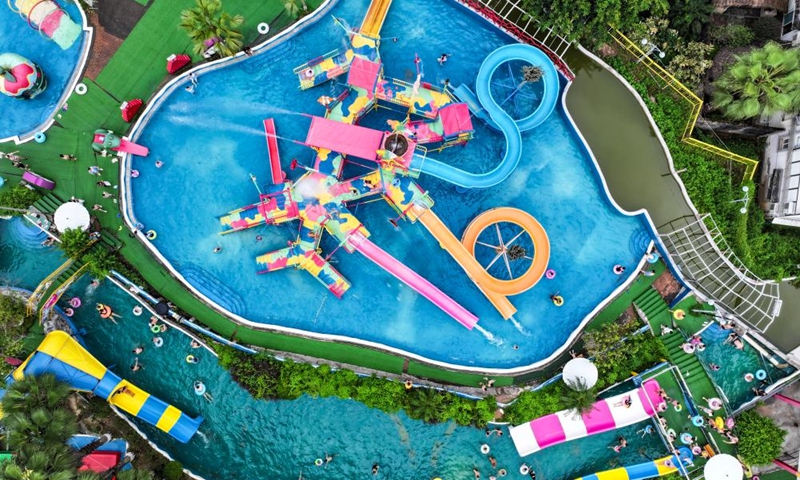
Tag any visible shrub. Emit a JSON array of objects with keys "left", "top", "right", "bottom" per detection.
[
  {"left": 736, "top": 410, "right": 786, "bottom": 466},
  {"left": 163, "top": 460, "right": 184, "bottom": 480},
  {"left": 0, "top": 185, "right": 41, "bottom": 216},
  {"left": 709, "top": 24, "right": 755, "bottom": 47},
  {"left": 59, "top": 228, "right": 92, "bottom": 258},
  {"left": 84, "top": 248, "right": 119, "bottom": 279}
]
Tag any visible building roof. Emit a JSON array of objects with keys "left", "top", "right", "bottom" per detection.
[{"left": 713, "top": 0, "right": 788, "bottom": 11}]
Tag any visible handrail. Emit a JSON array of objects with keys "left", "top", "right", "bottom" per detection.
[
  {"left": 27, "top": 258, "right": 74, "bottom": 314},
  {"left": 607, "top": 28, "right": 758, "bottom": 181}
]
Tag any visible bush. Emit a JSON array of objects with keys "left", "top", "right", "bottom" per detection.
[
  {"left": 0, "top": 185, "right": 41, "bottom": 216},
  {"left": 59, "top": 228, "right": 91, "bottom": 258},
  {"left": 709, "top": 24, "right": 755, "bottom": 47},
  {"left": 0, "top": 293, "right": 34, "bottom": 376},
  {"left": 736, "top": 410, "right": 787, "bottom": 465},
  {"left": 752, "top": 17, "right": 781, "bottom": 43},
  {"left": 84, "top": 248, "right": 119, "bottom": 278},
  {"left": 163, "top": 460, "right": 184, "bottom": 480}
]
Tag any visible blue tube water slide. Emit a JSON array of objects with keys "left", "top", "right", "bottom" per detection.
[{"left": 411, "top": 44, "right": 560, "bottom": 188}]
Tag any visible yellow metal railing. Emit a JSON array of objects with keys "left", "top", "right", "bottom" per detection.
[
  {"left": 39, "top": 263, "right": 90, "bottom": 323},
  {"left": 27, "top": 258, "right": 74, "bottom": 315},
  {"left": 608, "top": 29, "right": 758, "bottom": 181}
]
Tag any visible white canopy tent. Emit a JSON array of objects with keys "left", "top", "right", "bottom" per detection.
[{"left": 53, "top": 202, "right": 90, "bottom": 232}]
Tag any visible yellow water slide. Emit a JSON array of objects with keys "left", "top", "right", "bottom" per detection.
[
  {"left": 410, "top": 206, "right": 550, "bottom": 319},
  {"left": 360, "top": 0, "right": 393, "bottom": 38}
]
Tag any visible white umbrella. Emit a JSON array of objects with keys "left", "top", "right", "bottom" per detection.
[
  {"left": 563, "top": 357, "right": 598, "bottom": 390},
  {"left": 704, "top": 454, "right": 744, "bottom": 480},
  {"left": 54, "top": 202, "right": 90, "bottom": 232}
]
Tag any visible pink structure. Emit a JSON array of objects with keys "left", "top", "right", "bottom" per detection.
[
  {"left": 22, "top": 171, "right": 55, "bottom": 190},
  {"left": 774, "top": 394, "right": 800, "bottom": 408},
  {"left": 347, "top": 232, "right": 479, "bottom": 330},
  {"left": 263, "top": 118, "right": 285, "bottom": 185},
  {"left": 773, "top": 459, "right": 800, "bottom": 477},
  {"left": 305, "top": 116, "right": 385, "bottom": 161},
  {"left": 509, "top": 379, "right": 665, "bottom": 457}
]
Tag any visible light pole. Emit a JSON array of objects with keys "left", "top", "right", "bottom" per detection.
[
  {"left": 730, "top": 186, "right": 750, "bottom": 214},
  {"left": 637, "top": 38, "right": 666, "bottom": 63}
]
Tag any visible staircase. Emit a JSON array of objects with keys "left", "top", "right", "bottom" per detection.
[
  {"left": 97, "top": 230, "right": 122, "bottom": 251},
  {"left": 633, "top": 287, "right": 671, "bottom": 331},
  {"left": 32, "top": 193, "right": 62, "bottom": 214},
  {"left": 661, "top": 331, "right": 721, "bottom": 409}
]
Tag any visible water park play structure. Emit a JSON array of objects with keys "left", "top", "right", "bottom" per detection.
[
  {"left": 9, "top": 0, "right": 82, "bottom": 50},
  {"left": 575, "top": 448, "right": 694, "bottom": 480},
  {"left": 509, "top": 379, "right": 665, "bottom": 456},
  {"left": 7, "top": 331, "right": 203, "bottom": 444},
  {"left": 218, "top": 0, "right": 558, "bottom": 327},
  {"left": 0, "top": 53, "right": 47, "bottom": 99},
  {"left": 93, "top": 129, "right": 150, "bottom": 157}
]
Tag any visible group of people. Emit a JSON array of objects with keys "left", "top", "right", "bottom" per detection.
[{"left": 1, "top": 151, "right": 29, "bottom": 170}]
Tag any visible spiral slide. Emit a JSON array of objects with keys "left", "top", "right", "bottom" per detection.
[
  {"left": 8, "top": 331, "right": 203, "bottom": 444},
  {"left": 509, "top": 379, "right": 665, "bottom": 457},
  {"left": 346, "top": 231, "right": 479, "bottom": 329},
  {"left": 411, "top": 44, "right": 560, "bottom": 189},
  {"left": 575, "top": 448, "right": 694, "bottom": 480}
]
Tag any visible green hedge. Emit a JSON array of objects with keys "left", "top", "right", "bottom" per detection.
[
  {"left": 215, "top": 347, "right": 498, "bottom": 427},
  {"left": 605, "top": 56, "right": 800, "bottom": 280}
]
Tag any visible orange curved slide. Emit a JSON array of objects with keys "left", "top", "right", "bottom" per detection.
[
  {"left": 412, "top": 206, "right": 550, "bottom": 320},
  {"left": 360, "top": 0, "right": 393, "bottom": 37}
]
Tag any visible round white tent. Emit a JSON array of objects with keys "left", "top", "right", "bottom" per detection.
[
  {"left": 562, "top": 357, "right": 598, "bottom": 390},
  {"left": 704, "top": 454, "right": 744, "bottom": 480},
  {"left": 53, "top": 202, "right": 90, "bottom": 233}
]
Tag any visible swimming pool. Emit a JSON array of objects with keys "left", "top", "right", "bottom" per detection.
[
  {"left": 0, "top": 2, "right": 88, "bottom": 141},
  {"left": 0, "top": 217, "right": 65, "bottom": 287},
  {"left": 698, "top": 323, "right": 795, "bottom": 410},
  {"left": 60, "top": 277, "right": 667, "bottom": 479},
  {"left": 127, "top": 0, "right": 652, "bottom": 370}
]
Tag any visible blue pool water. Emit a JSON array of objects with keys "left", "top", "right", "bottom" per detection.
[
  {"left": 0, "top": 3, "right": 85, "bottom": 139},
  {"left": 59, "top": 277, "right": 667, "bottom": 480},
  {"left": 0, "top": 217, "right": 65, "bottom": 286},
  {"left": 698, "top": 323, "right": 795, "bottom": 410},
  {"left": 129, "top": 0, "right": 651, "bottom": 369}
]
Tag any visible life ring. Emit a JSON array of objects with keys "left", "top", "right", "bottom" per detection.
[
  {"left": 194, "top": 381, "right": 206, "bottom": 395},
  {"left": 480, "top": 444, "right": 490, "bottom": 454},
  {"left": 131, "top": 169, "right": 140, "bottom": 178},
  {"left": 96, "top": 303, "right": 112, "bottom": 318},
  {"left": 75, "top": 83, "right": 87, "bottom": 95},
  {"left": 726, "top": 417, "right": 735, "bottom": 429},
  {"left": 186, "top": 355, "right": 199, "bottom": 364},
  {"left": 682, "top": 343, "right": 695, "bottom": 354},
  {"left": 257, "top": 22, "right": 270, "bottom": 35},
  {"left": 692, "top": 415, "right": 704, "bottom": 427},
  {"left": 520, "top": 465, "right": 530, "bottom": 475},
  {"left": 552, "top": 295, "right": 564, "bottom": 307},
  {"left": 673, "top": 403, "right": 683, "bottom": 412},
  {"left": 304, "top": 68, "right": 314, "bottom": 78},
  {"left": 673, "top": 309, "right": 686, "bottom": 320},
  {"left": 69, "top": 297, "right": 82, "bottom": 308},
  {"left": 696, "top": 344, "right": 705, "bottom": 352},
  {"left": 613, "top": 264, "right": 625, "bottom": 275},
  {"left": 498, "top": 469, "right": 507, "bottom": 477},
  {"left": 34, "top": 132, "right": 46, "bottom": 143},
  {"left": 667, "top": 428, "right": 676, "bottom": 439},
  {"left": 744, "top": 373, "right": 754, "bottom": 382},
  {"left": 707, "top": 397, "right": 723, "bottom": 410},
  {"left": 151, "top": 325, "right": 161, "bottom": 333},
  {"left": 132, "top": 305, "right": 143, "bottom": 316},
  {"left": 545, "top": 269, "right": 556, "bottom": 279},
  {"left": 755, "top": 369, "right": 767, "bottom": 381},
  {"left": 646, "top": 252, "right": 660, "bottom": 264},
  {"left": 692, "top": 445, "right": 702, "bottom": 455},
  {"left": 64, "top": 307, "right": 74, "bottom": 317},
  {"left": 146, "top": 230, "right": 157, "bottom": 240},
  {"left": 314, "top": 458, "right": 324, "bottom": 467},
  {"left": 680, "top": 432, "right": 693, "bottom": 445},
  {"left": 714, "top": 416, "right": 725, "bottom": 430},
  {"left": 153, "top": 336, "right": 164, "bottom": 347}
]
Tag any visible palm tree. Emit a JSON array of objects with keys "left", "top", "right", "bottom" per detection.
[
  {"left": 560, "top": 379, "right": 598, "bottom": 418},
  {"left": 284, "top": 0, "right": 307, "bottom": 19},
  {"left": 179, "top": 0, "right": 244, "bottom": 58},
  {"left": 1, "top": 373, "right": 72, "bottom": 417},
  {"left": 712, "top": 42, "right": 800, "bottom": 121},
  {"left": 405, "top": 389, "right": 446, "bottom": 424},
  {"left": 668, "top": 0, "right": 713, "bottom": 40}
]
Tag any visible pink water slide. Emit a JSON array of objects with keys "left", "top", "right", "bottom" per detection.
[
  {"left": 264, "top": 118, "right": 285, "bottom": 185},
  {"left": 117, "top": 139, "right": 149, "bottom": 157},
  {"left": 22, "top": 171, "right": 55, "bottom": 190},
  {"left": 346, "top": 232, "right": 479, "bottom": 330},
  {"left": 509, "top": 379, "right": 665, "bottom": 457}
]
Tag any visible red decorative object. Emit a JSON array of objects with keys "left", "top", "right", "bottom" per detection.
[
  {"left": 121, "top": 99, "right": 143, "bottom": 123},
  {"left": 167, "top": 53, "right": 191, "bottom": 74}
]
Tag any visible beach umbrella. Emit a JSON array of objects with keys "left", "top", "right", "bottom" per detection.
[
  {"left": 563, "top": 357, "right": 598, "bottom": 390},
  {"left": 53, "top": 202, "right": 90, "bottom": 232},
  {"left": 705, "top": 454, "right": 743, "bottom": 480}
]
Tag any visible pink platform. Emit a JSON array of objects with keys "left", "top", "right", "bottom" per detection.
[
  {"left": 439, "top": 103, "right": 473, "bottom": 137},
  {"left": 305, "top": 116, "right": 384, "bottom": 161}
]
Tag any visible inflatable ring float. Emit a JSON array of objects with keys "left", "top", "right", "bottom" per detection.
[
  {"left": 34, "top": 132, "right": 46, "bottom": 143},
  {"left": 96, "top": 303, "right": 113, "bottom": 318},
  {"left": 146, "top": 230, "right": 157, "bottom": 240},
  {"left": 756, "top": 369, "right": 767, "bottom": 381},
  {"left": 151, "top": 324, "right": 161, "bottom": 334},
  {"left": 744, "top": 373, "right": 754, "bottom": 382},
  {"left": 520, "top": 465, "right": 530, "bottom": 475},
  {"left": 314, "top": 458, "right": 324, "bottom": 467},
  {"left": 75, "top": 83, "right": 87, "bottom": 95},
  {"left": 673, "top": 403, "right": 683, "bottom": 412},
  {"left": 186, "top": 355, "right": 199, "bottom": 364},
  {"left": 692, "top": 445, "right": 703, "bottom": 455},
  {"left": 69, "top": 297, "right": 81, "bottom": 308},
  {"left": 498, "top": 469, "right": 507, "bottom": 477},
  {"left": 672, "top": 309, "right": 686, "bottom": 320},
  {"left": 646, "top": 252, "right": 660, "bottom": 264},
  {"left": 153, "top": 336, "right": 164, "bottom": 347},
  {"left": 680, "top": 432, "right": 693, "bottom": 445},
  {"left": 304, "top": 68, "right": 314, "bottom": 78},
  {"left": 682, "top": 343, "right": 695, "bottom": 354},
  {"left": 131, "top": 169, "right": 140, "bottom": 178},
  {"left": 667, "top": 428, "right": 676, "bottom": 439},
  {"left": 613, "top": 264, "right": 625, "bottom": 275},
  {"left": 480, "top": 444, "right": 490, "bottom": 454},
  {"left": 545, "top": 269, "right": 556, "bottom": 279},
  {"left": 552, "top": 295, "right": 564, "bottom": 307},
  {"left": 696, "top": 344, "right": 705, "bottom": 352},
  {"left": 692, "top": 415, "right": 704, "bottom": 427},
  {"left": 707, "top": 397, "right": 723, "bottom": 410},
  {"left": 715, "top": 416, "right": 725, "bottom": 430},
  {"left": 64, "top": 307, "right": 74, "bottom": 317},
  {"left": 257, "top": 22, "right": 270, "bottom": 35},
  {"left": 132, "top": 305, "right": 143, "bottom": 316},
  {"left": 194, "top": 381, "right": 206, "bottom": 396}
]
